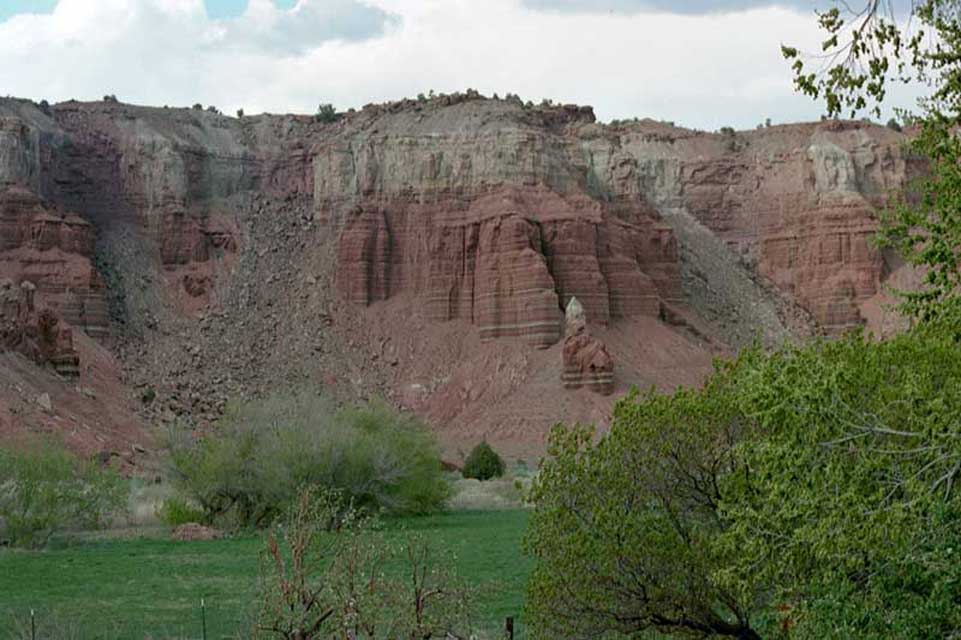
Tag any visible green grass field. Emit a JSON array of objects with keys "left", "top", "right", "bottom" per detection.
[{"left": 0, "top": 510, "right": 532, "bottom": 639}]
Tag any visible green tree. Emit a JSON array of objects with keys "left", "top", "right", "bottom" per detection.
[
  {"left": 0, "top": 437, "right": 128, "bottom": 548},
  {"left": 167, "top": 393, "right": 450, "bottom": 528},
  {"left": 526, "top": 371, "right": 761, "bottom": 639},
  {"left": 315, "top": 103, "right": 339, "bottom": 123},
  {"left": 719, "top": 334, "right": 961, "bottom": 638},
  {"left": 784, "top": 1, "right": 961, "bottom": 327},
  {"left": 461, "top": 441, "right": 505, "bottom": 481},
  {"left": 526, "top": 332, "right": 961, "bottom": 638}
]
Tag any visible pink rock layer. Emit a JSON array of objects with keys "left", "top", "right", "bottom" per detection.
[
  {"left": 0, "top": 278, "right": 79, "bottom": 378},
  {"left": 0, "top": 186, "right": 109, "bottom": 337},
  {"left": 561, "top": 333, "right": 615, "bottom": 395},
  {"left": 336, "top": 186, "right": 678, "bottom": 348}
]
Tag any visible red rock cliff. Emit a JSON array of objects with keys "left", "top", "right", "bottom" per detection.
[{"left": 0, "top": 94, "right": 916, "bottom": 458}]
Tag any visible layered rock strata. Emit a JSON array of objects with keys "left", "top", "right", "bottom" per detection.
[
  {"left": 0, "top": 278, "right": 79, "bottom": 378},
  {"left": 588, "top": 120, "right": 913, "bottom": 333},
  {"left": 0, "top": 186, "right": 109, "bottom": 336},
  {"left": 561, "top": 297, "right": 614, "bottom": 394},
  {"left": 0, "top": 93, "right": 918, "bottom": 458}
]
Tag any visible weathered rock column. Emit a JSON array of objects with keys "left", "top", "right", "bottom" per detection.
[{"left": 561, "top": 297, "right": 614, "bottom": 395}]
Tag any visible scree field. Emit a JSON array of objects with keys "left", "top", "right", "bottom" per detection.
[{"left": 0, "top": 510, "right": 532, "bottom": 639}]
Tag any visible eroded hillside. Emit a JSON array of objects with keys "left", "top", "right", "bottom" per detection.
[{"left": 0, "top": 93, "right": 916, "bottom": 460}]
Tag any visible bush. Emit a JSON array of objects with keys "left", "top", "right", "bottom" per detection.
[
  {"left": 0, "top": 437, "right": 128, "bottom": 548},
  {"left": 155, "top": 496, "right": 205, "bottom": 527},
  {"left": 167, "top": 393, "right": 450, "bottom": 528},
  {"left": 236, "top": 108, "right": 244, "bottom": 118},
  {"left": 315, "top": 103, "right": 339, "bottom": 123},
  {"left": 886, "top": 117, "right": 903, "bottom": 131},
  {"left": 462, "top": 441, "right": 505, "bottom": 481},
  {"left": 255, "top": 487, "right": 474, "bottom": 640},
  {"left": 719, "top": 125, "right": 736, "bottom": 135}
]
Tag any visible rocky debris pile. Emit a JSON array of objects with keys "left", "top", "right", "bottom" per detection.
[
  {"left": 561, "top": 297, "right": 614, "bottom": 395},
  {"left": 0, "top": 278, "right": 79, "bottom": 378}
]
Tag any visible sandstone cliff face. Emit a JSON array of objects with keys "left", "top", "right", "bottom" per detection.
[
  {"left": 0, "top": 278, "right": 79, "bottom": 378},
  {"left": 0, "top": 93, "right": 914, "bottom": 457},
  {"left": 0, "top": 187, "right": 108, "bottom": 337},
  {"left": 585, "top": 120, "right": 911, "bottom": 333},
  {"left": 322, "top": 101, "right": 680, "bottom": 347},
  {"left": 335, "top": 185, "right": 676, "bottom": 347}
]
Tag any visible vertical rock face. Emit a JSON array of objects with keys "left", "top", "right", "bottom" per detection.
[
  {"left": 473, "top": 214, "right": 561, "bottom": 347},
  {"left": 592, "top": 120, "right": 912, "bottom": 333},
  {"left": 0, "top": 93, "right": 923, "bottom": 458},
  {"left": 0, "top": 187, "right": 109, "bottom": 337},
  {"left": 0, "top": 279, "right": 79, "bottom": 378},
  {"left": 315, "top": 99, "right": 682, "bottom": 348},
  {"left": 332, "top": 186, "right": 678, "bottom": 347},
  {"left": 561, "top": 297, "right": 614, "bottom": 394}
]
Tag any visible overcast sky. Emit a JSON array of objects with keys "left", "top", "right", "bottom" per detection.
[{"left": 0, "top": 0, "right": 923, "bottom": 130}]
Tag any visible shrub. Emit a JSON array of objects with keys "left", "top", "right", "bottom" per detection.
[
  {"left": 527, "top": 331, "right": 961, "bottom": 639},
  {"left": 167, "top": 393, "right": 450, "bottom": 528},
  {"left": 315, "top": 103, "right": 338, "bottom": 123},
  {"left": 462, "top": 441, "right": 505, "bottom": 481},
  {"left": 192, "top": 103, "right": 203, "bottom": 111},
  {"left": 886, "top": 117, "right": 903, "bottom": 132},
  {"left": 236, "top": 108, "right": 244, "bottom": 118},
  {"left": 719, "top": 125, "right": 736, "bottom": 135},
  {"left": 103, "top": 94, "right": 118, "bottom": 103},
  {"left": 155, "top": 496, "right": 205, "bottom": 527},
  {"left": 255, "top": 487, "right": 474, "bottom": 640},
  {"left": 0, "top": 437, "right": 128, "bottom": 548}
]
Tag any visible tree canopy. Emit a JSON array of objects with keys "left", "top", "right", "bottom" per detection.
[
  {"left": 526, "top": 332, "right": 961, "bottom": 638},
  {"left": 525, "top": 5, "right": 961, "bottom": 637},
  {"left": 785, "top": 1, "right": 961, "bottom": 326}
]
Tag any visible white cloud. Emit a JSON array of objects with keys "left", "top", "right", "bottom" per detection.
[
  {"left": 213, "top": 0, "right": 399, "bottom": 54},
  {"left": 0, "top": 0, "right": 924, "bottom": 129},
  {"left": 520, "top": 0, "right": 835, "bottom": 14}
]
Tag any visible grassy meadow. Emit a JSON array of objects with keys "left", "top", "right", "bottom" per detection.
[{"left": 0, "top": 509, "right": 532, "bottom": 639}]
